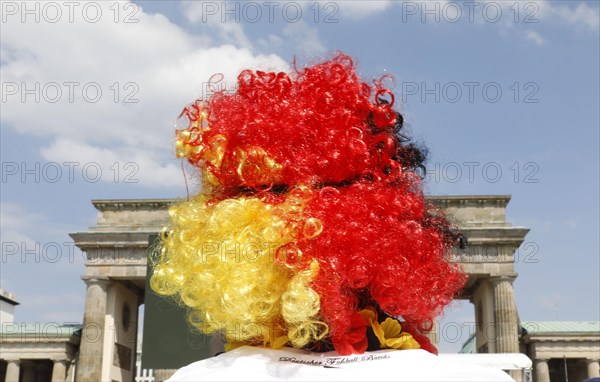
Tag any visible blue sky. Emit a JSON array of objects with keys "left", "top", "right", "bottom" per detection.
[{"left": 1, "top": 0, "right": 598, "bottom": 353}]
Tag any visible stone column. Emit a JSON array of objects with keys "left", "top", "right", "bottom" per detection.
[
  {"left": 534, "top": 358, "right": 550, "bottom": 382},
  {"left": 76, "top": 276, "right": 110, "bottom": 382},
  {"left": 51, "top": 359, "right": 68, "bottom": 382},
  {"left": 588, "top": 359, "right": 600, "bottom": 378},
  {"left": 490, "top": 276, "right": 519, "bottom": 353},
  {"left": 5, "top": 360, "right": 20, "bottom": 382}
]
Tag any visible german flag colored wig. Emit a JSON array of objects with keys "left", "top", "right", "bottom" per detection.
[{"left": 150, "top": 53, "right": 466, "bottom": 356}]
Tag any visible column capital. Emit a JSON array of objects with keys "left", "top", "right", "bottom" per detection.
[
  {"left": 587, "top": 358, "right": 600, "bottom": 378},
  {"left": 81, "top": 276, "right": 110, "bottom": 288},
  {"left": 489, "top": 275, "right": 517, "bottom": 285},
  {"left": 51, "top": 358, "right": 68, "bottom": 382},
  {"left": 535, "top": 358, "right": 551, "bottom": 382},
  {"left": 5, "top": 359, "right": 21, "bottom": 382}
]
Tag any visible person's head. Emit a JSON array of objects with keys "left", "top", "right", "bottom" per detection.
[{"left": 151, "top": 53, "right": 466, "bottom": 355}]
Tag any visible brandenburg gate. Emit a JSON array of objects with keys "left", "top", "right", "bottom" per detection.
[{"left": 70, "top": 195, "right": 529, "bottom": 381}]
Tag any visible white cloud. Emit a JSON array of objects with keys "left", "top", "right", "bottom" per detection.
[
  {"left": 1, "top": 203, "right": 45, "bottom": 232},
  {"left": 477, "top": 0, "right": 598, "bottom": 31},
  {"left": 1, "top": 1, "right": 288, "bottom": 190},
  {"left": 525, "top": 30, "right": 545, "bottom": 46},
  {"left": 327, "top": 0, "right": 393, "bottom": 20},
  {"left": 506, "top": 1, "right": 598, "bottom": 44},
  {"left": 282, "top": 21, "right": 326, "bottom": 56},
  {"left": 537, "top": 293, "right": 565, "bottom": 312},
  {"left": 0, "top": 203, "right": 80, "bottom": 262},
  {"left": 0, "top": 229, "right": 38, "bottom": 256},
  {"left": 0, "top": 203, "right": 73, "bottom": 277},
  {"left": 258, "top": 34, "right": 284, "bottom": 50},
  {"left": 0, "top": 201, "right": 91, "bottom": 322},
  {"left": 452, "top": 0, "right": 598, "bottom": 45},
  {"left": 40, "top": 138, "right": 183, "bottom": 190},
  {"left": 180, "top": 1, "right": 252, "bottom": 48},
  {"left": 549, "top": 2, "right": 600, "bottom": 31}
]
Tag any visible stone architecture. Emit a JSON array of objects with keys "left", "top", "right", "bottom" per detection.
[
  {"left": 66, "top": 195, "right": 531, "bottom": 381},
  {"left": 430, "top": 195, "right": 527, "bottom": 355},
  {"left": 69, "top": 199, "right": 156, "bottom": 382},
  {"left": 0, "top": 290, "right": 19, "bottom": 325},
  {"left": 521, "top": 321, "right": 600, "bottom": 382},
  {"left": 1, "top": 291, "right": 81, "bottom": 382},
  {"left": 461, "top": 321, "right": 600, "bottom": 382},
  {"left": 0, "top": 323, "right": 81, "bottom": 382}
]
